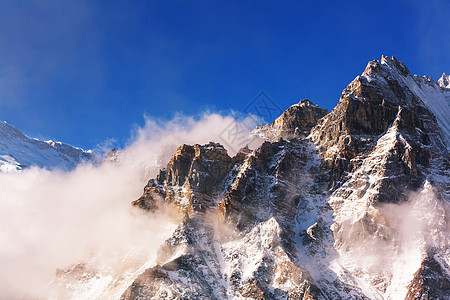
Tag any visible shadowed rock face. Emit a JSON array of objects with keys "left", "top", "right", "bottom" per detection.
[
  {"left": 56, "top": 56, "right": 449, "bottom": 300},
  {"left": 405, "top": 252, "right": 450, "bottom": 300}
]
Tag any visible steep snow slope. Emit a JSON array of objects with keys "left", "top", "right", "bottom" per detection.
[{"left": 0, "top": 121, "right": 95, "bottom": 172}]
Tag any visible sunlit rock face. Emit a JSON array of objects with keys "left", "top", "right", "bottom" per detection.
[
  {"left": 56, "top": 56, "right": 449, "bottom": 299},
  {"left": 132, "top": 142, "right": 240, "bottom": 214}
]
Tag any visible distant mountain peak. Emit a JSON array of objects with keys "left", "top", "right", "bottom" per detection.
[
  {"left": 438, "top": 72, "right": 450, "bottom": 88},
  {"left": 0, "top": 121, "right": 96, "bottom": 172},
  {"left": 293, "top": 98, "right": 319, "bottom": 108}
]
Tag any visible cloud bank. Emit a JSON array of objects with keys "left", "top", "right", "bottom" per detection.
[{"left": 0, "top": 113, "right": 262, "bottom": 299}]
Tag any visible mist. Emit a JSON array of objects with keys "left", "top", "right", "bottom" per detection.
[
  {"left": 0, "top": 113, "right": 262, "bottom": 299},
  {"left": 382, "top": 181, "right": 449, "bottom": 298},
  {"left": 335, "top": 181, "right": 449, "bottom": 299}
]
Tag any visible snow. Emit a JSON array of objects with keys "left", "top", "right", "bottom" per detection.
[
  {"left": 222, "top": 217, "right": 289, "bottom": 286},
  {"left": 407, "top": 75, "right": 450, "bottom": 147},
  {"left": 291, "top": 99, "right": 320, "bottom": 108},
  {"left": 0, "top": 121, "right": 95, "bottom": 172},
  {"left": 0, "top": 154, "right": 22, "bottom": 172}
]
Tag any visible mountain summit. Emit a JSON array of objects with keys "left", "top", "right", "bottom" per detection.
[
  {"left": 254, "top": 99, "right": 328, "bottom": 140},
  {"left": 54, "top": 56, "right": 449, "bottom": 299}
]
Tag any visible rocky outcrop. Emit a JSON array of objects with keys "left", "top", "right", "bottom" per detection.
[
  {"left": 254, "top": 99, "right": 328, "bottom": 140},
  {"left": 132, "top": 142, "right": 249, "bottom": 214}
]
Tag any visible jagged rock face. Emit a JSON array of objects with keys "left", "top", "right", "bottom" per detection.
[
  {"left": 255, "top": 99, "right": 328, "bottom": 140},
  {"left": 311, "top": 56, "right": 447, "bottom": 202},
  {"left": 405, "top": 252, "right": 450, "bottom": 299},
  {"left": 133, "top": 142, "right": 239, "bottom": 214},
  {"left": 128, "top": 140, "right": 323, "bottom": 298},
  {"left": 126, "top": 136, "right": 375, "bottom": 299},
  {"left": 56, "top": 56, "right": 449, "bottom": 300},
  {"left": 316, "top": 56, "right": 445, "bottom": 146},
  {"left": 310, "top": 56, "right": 449, "bottom": 298},
  {"left": 218, "top": 139, "right": 309, "bottom": 229},
  {"left": 120, "top": 215, "right": 322, "bottom": 300}
]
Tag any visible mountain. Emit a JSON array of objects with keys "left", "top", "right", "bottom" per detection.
[
  {"left": 54, "top": 56, "right": 449, "bottom": 299},
  {"left": 0, "top": 121, "right": 95, "bottom": 172},
  {"left": 438, "top": 72, "right": 450, "bottom": 89}
]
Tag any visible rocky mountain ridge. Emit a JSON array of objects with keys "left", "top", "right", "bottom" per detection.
[{"left": 55, "top": 56, "right": 449, "bottom": 299}]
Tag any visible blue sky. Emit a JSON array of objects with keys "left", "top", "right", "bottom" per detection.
[{"left": 0, "top": 0, "right": 449, "bottom": 150}]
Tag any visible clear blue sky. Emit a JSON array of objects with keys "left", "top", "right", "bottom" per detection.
[{"left": 0, "top": 0, "right": 449, "bottom": 150}]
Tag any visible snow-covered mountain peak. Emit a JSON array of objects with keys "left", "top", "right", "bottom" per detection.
[
  {"left": 0, "top": 121, "right": 96, "bottom": 172},
  {"left": 320, "top": 55, "right": 450, "bottom": 151},
  {"left": 292, "top": 99, "right": 319, "bottom": 108},
  {"left": 438, "top": 72, "right": 450, "bottom": 88},
  {"left": 380, "top": 55, "right": 412, "bottom": 77}
]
